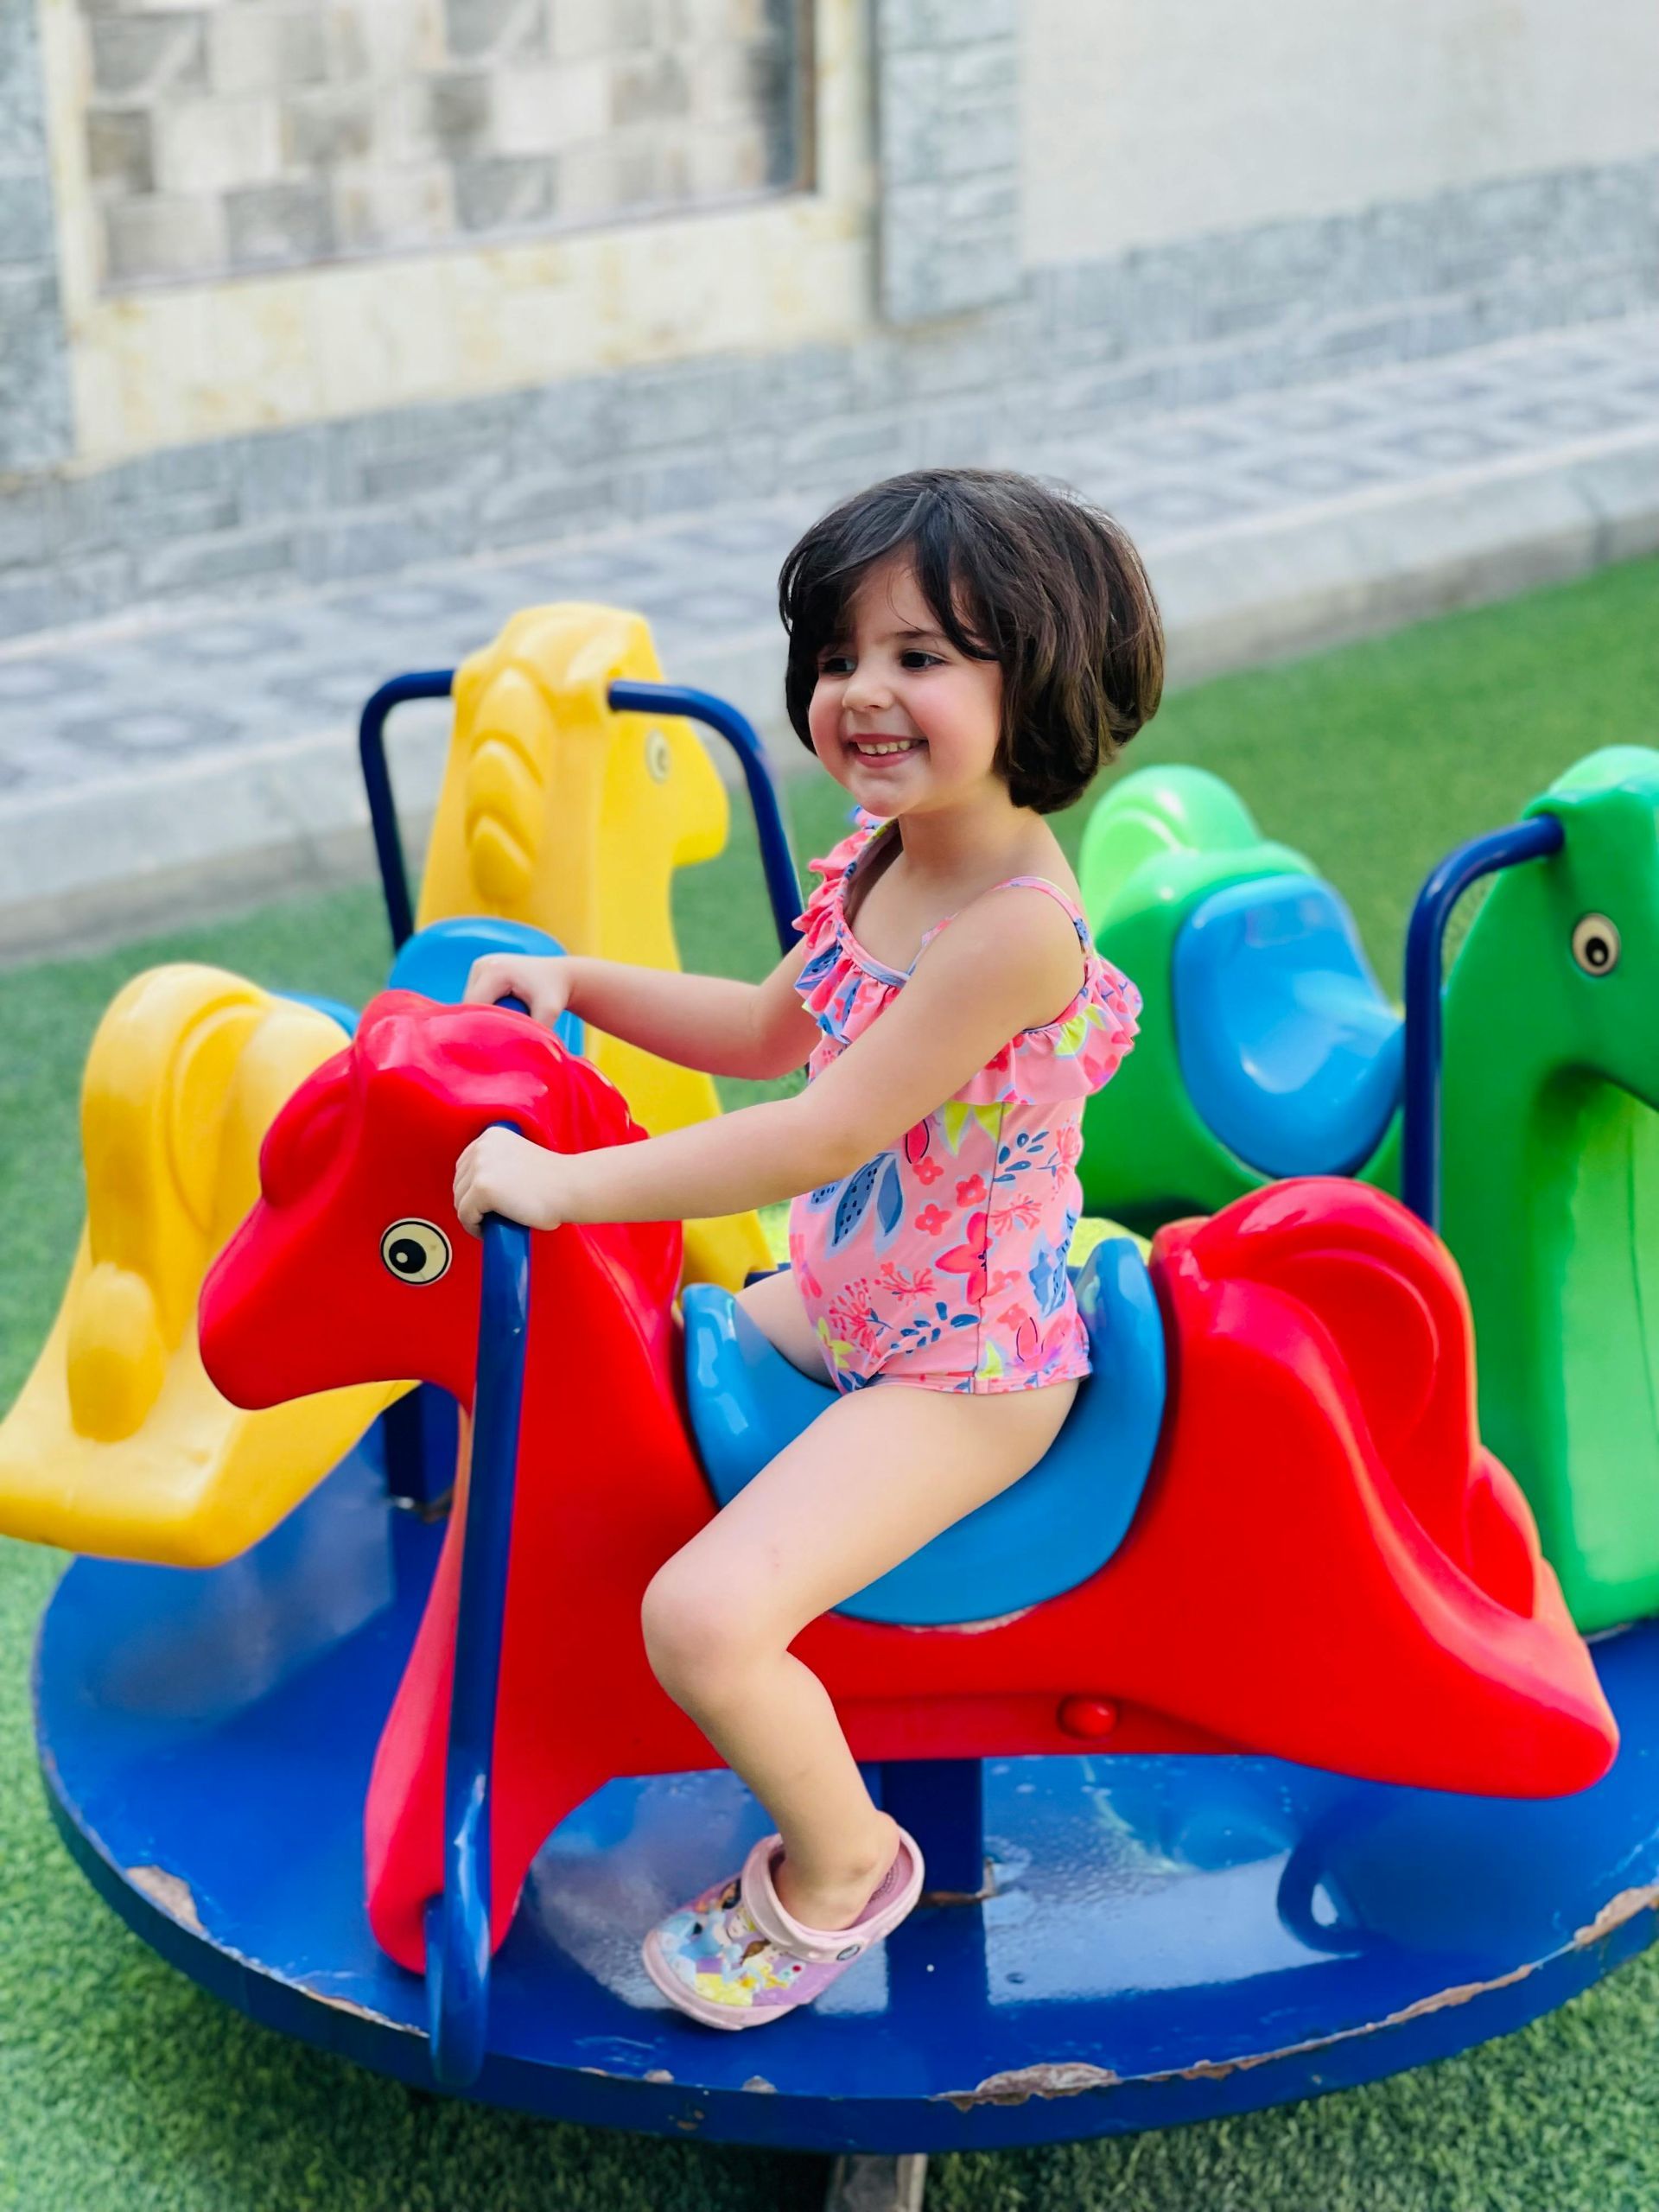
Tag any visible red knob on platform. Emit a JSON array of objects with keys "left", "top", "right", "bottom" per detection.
[{"left": 1058, "top": 1696, "right": 1118, "bottom": 1740}]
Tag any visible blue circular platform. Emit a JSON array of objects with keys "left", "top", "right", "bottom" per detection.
[{"left": 34, "top": 1442, "right": 1659, "bottom": 2155}]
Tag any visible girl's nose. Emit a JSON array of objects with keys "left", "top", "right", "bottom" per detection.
[{"left": 843, "top": 662, "right": 893, "bottom": 713}]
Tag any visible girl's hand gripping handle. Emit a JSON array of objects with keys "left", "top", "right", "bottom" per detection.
[
  {"left": 461, "top": 953, "right": 575, "bottom": 1033},
  {"left": 452, "top": 977, "right": 563, "bottom": 1236}
]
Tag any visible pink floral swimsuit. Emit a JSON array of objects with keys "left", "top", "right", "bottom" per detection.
[{"left": 786, "top": 816, "right": 1142, "bottom": 1395}]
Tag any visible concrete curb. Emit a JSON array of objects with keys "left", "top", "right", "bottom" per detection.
[
  {"left": 2, "top": 427, "right": 1656, "bottom": 966},
  {"left": 1154, "top": 426, "right": 1659, "bottom": 685}
]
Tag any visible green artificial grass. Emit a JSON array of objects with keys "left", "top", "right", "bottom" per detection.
[{"left": 1, "top": 555, "right": 1656, "bottom": 2209}]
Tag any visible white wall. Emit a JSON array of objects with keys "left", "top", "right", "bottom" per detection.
[{"left": 1022, "top": 0, "right": 1659, "bottom": 262}]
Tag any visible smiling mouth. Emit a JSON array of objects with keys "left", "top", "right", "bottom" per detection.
[{"left": 849, "top": 738, "right": 925, "bottom": 759}]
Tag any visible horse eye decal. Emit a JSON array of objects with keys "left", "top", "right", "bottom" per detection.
[
  {"left": 380, "top": 1219, "right": 452, "bottom": 1284},
  {"left": 645, "top": 728, "right": 671, "bottom": 783},
  {"left": 1571, "top": 913, "right": 1620, "bottom": 976}
]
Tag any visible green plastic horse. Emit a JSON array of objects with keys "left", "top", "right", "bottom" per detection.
[{"left": 1077, "top": 747, "right": 1659, "bottom": 1632}]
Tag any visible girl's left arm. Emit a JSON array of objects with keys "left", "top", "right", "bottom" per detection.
[{"left": 453, "top": 888, "right": 1083, "bottom": 1235}]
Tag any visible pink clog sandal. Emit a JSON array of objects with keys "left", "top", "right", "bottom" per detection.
[{"left": 641, "top": 1827, "right": 925, "bottom": 2029}]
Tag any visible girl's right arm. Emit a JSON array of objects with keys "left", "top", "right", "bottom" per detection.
[{"left": 461, "top": 947, "right": 819, "bottom": 1082}]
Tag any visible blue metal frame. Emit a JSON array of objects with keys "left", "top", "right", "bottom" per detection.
[
  {"left": 425, "top": 1201, "right": 531, "bottom": 2088},
  {"left": 359, "top": 671, "right": 455, "bottom": 949},
  {"left": 384, "top": 1000, "right": 527, "bottom": 1523},
  {"left": 381, "top": 1385, "right": 460, "bottom": 1516},
  {"left": 359, "top": 672, "right": 801, "bottom": 957},
  {"left": 1401, "top": 816, "right": 1564, "bottom": 1228}
]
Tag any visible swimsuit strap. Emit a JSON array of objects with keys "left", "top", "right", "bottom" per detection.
[
  {"left": 991, "top": 874, "right": 1090, "bottom": 928},
  {"left": 918, "top": 874, "right": 1090, "bottom": 951}
]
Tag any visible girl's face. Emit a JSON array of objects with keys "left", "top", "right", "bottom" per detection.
[{"left": 807, "top": 556, "right": 1006, "bottom": 817}]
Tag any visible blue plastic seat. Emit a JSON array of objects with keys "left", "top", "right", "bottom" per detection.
[
  {"left": 387, "top": 916, "right": 583, "bottom": 1052},
  {"left": 682, "top": 1239, "right": 1167, "bottom": 1626},
  {"left": 1174, "top": 874, "right": 1403, "bottom": 1178}
]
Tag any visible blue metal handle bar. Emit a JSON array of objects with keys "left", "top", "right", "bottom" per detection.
[
  {"left": 424, "top": 1191, "right": 531, "bottom": 2091},
  {"left": 607, "top": 681, "right": 803, "bottom": 953},
  {"left": 1401, "top": 814, "right": 1563, "bottom": 1230},
  {"left": 359, "top": 673, "right": 803, "bottom": 957},
  {"left": 359, "top": 671, "right": 455, "bottom": 950}
]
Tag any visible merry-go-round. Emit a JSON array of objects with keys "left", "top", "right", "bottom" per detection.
[{"left": 8, "top": 605, "right": 1659, "bottom": 2183}]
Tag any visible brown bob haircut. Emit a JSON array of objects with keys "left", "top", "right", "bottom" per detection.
[{"left": 778, "top": 467, "right": 1164, "bottom": 814}]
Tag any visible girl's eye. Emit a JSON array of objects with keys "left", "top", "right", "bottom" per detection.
[
  {"left": 817, "top": 653, "right": 855, "bottom": 677},
  {"left": 899, "top": 651, "right": 943, "bottom": 670}
]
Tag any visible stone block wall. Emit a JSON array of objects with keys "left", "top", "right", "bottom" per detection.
[
  {"left": 1, "top": 0, "right": 72, "bottom": 467},
  {"left": 79, "top": 0, "right": 810, "bottom": 287},
  {"left": 876, "top": 0, "right": 1020, "bottom": 323},
  {"left": 3, "top": 150, "right": 1656, "bottom": 645}
]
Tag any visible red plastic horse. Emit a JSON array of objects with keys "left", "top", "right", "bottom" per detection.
[{"left": 200, "top": 995, "right": 1617, "bottom": 1973}]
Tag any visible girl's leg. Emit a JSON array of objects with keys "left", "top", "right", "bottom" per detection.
[{"left": 641, "top": 1378, "right": 1076, "bottom": 1932}]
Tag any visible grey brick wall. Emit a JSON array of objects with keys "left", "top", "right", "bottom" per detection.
[
  {"left": 0, "top": 0, "right": 73, "bottom": 469},
  {"left": 875, "top": 0, "right": 1020, "bottom": 324},
  {"left": 2, "top": 154, "right": 1656, "bottom": 640},
  {"left": 80, "top": 0, "right": 810, "bottom": 287}
]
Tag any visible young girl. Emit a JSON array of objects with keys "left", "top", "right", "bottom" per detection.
[{"left": 453, "top": 467, "right": 1162, "bottom": 2029}]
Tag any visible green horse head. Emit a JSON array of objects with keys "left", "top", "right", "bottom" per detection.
[{"left": 1443, "top": 745, "right": 1659, "bottom": 1630}]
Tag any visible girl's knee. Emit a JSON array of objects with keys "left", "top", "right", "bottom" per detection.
[{"left": 640, "top": 1557, "right": 771, "bottom": 1699}]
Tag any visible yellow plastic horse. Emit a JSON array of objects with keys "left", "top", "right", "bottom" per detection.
[{"left": 0, "top": 969, "right": 403, "bottom": 1563}]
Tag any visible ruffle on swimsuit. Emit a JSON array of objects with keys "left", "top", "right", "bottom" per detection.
[
  {"left": 791, "top": 815, "right": 1142, "bottom": 1103},
  {"left": 785, "top": 815, "right": 1142, "bottom": 1395}
]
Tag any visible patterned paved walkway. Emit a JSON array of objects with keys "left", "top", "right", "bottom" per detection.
[{"left": 0, "top": 311, "right": 1654, "bottom": 950}]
